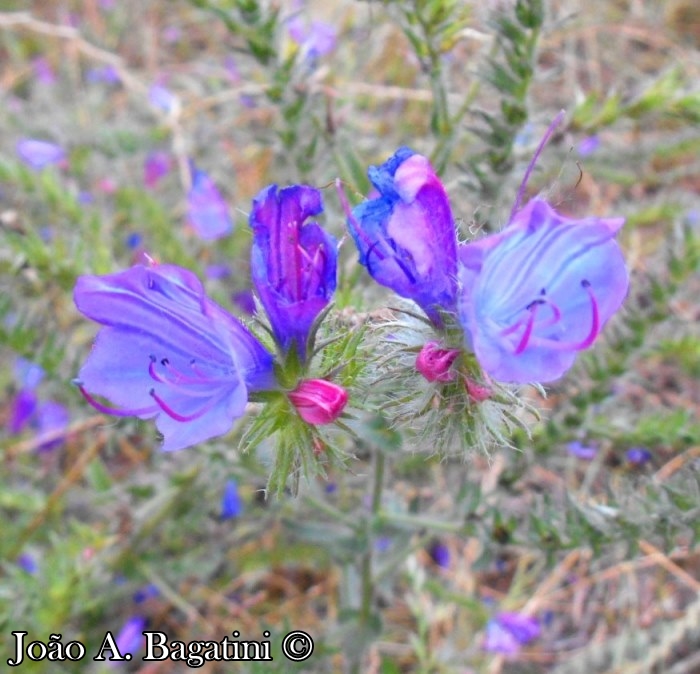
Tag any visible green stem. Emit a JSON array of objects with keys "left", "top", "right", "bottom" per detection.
[
  {"left": 348, "top": 448, "right": 386, "bottom": 674},
  {"left": 360, "top": 448, "right": 385, "bottom": 624}
]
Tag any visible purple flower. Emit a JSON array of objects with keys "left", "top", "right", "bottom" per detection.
[
  {"left": 86, "top": 65, "right": 121, "bottom": 85},
  {"left": 347, "top": 148, "right": 458, "bottom": 325},
  {"left": 32, "top": 56, "right": 56, "bottom": 85},
  {"left": 483, "top": 612, "right": 540, "bottom": 655},
  {"left": 626, "top": 447, "right": 652, "bottom": 466},
  {"left": 17, "top": 553, "right": 38, "bottom": 574},
  {"left": 133, "top": 584, "right": 159, "bottom": 603},
  {"left": 428, "top": 541, "right": 450, "bottom": 568},
  {"left": 205, "top": 264, "right": 231, "bottom": 280},
  {"left": 221, "top": 479, "right": 244, "bottom": 519},
  {"left": 35, "top": 401, "right": 69, "bottom": 451},
  {"left": 232, "top": 289, "right": 256, "bottom": 316},
  {"left": 125, "top": 232, "right": 143, "bottom": 250},
  {"left": 73, "top": 264, "right": 275, "bottom": 452},
  {"left": 148, "top": 84, "right": 177, "bottom": 113},
  {"left": 113, "top": 616, "right": 146, "bottom": 661},
  {"left": 7, "top": 359, "right": 44, "bottom": 434},
  {"left": 566, "top": 441, "right": 598, "bottom": 460},
  {"left": 16, "top": 139, "right": 66, "bottom": 170},
  {"left": 143, "top": 151, "right": 171, "bottom": 189},
  {"left": 186, "top": 162, "right": 233, "bottom": 240},
  {"left": 8, "top": 389, "right": 38, "bottom": 434},
  {"left": 458, "top": 199, "right": 629, "bottom": 383},
  {"left": 577, "top": 135, "right": 600, "bottom": 157},
  {"left": 288, "top": 15, "right": 337, "bottom": 61},
  {"left": 250, "top": 184, "right": 337, "bottom": 359}
]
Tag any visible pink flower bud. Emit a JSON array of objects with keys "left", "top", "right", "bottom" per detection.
[
  {"left": 464, "top": 377, "right": 492, "bottom": 402},
  {"left": 288, "top": 379, "right": 348, "bottom": 425},
  {"left": 415, "top": 342, "right": 460, "bottom": 382}
]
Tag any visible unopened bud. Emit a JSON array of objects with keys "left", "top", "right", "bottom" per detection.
[
  {"left": 416, "top": 342, "right": 460, "bottom": 382},
  {"left": 288, "top": 379, "right": 348, "bottom": 425}
]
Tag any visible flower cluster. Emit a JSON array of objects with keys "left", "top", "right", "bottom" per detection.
[
  {"left": 74, "top": 185, "right": 348, "bottom": 455},
  {"left": 347, "top": 145, "right": 628, "bottom": 386},
  {"left": 74, "top": 117, "right": 629, "bottom": 475}
]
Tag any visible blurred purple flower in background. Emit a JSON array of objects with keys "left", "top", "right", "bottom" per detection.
[
  {"left": 148, "top": 84, "right": 177, "bottom": 113},
  {"left": 626, "top": 447, "right": 652, "bottom": 466},
  {"left": 186, "top": 162, "right": 233, "bottom": 240},
  {"left": 35, "top": 401, "right": 70, "bottom": 451},
  {"left": 250, "top": 184, "right": 336, "bottom": 359},
  {"left": 125, "top": 232, "right": 143, "bottom": 250},
  {"left": 458, "top": 199, "right": 628, "bottom": 383},
  {"left": 232, "top": 289, "right": 256, "bottom": 317},
  {"left": 428, "top": 541, "right": 450, "bottom": 568},
  {"left": 6, "top": 358, "right": 66, "bottom": 448},
  {"left": 32, "top": 56, "right": 56, "bottom": 85},
  {"left": 221, "top": 479, "right": 244, "bottom": 519},
  {"left": 288, "top": 14, "right": 337, "bottom": 61},
  {"left": 577, "top": 135, "right": 600, "bottom": 157},
  {"left": 16, "top": 139, "right": 66, "bottom": 170},
  {"left": 347, "top": 147, "right": 458, "bottom": 326},
  {"left": 73, "top": 264, "right": 275, "bottom": 451},
  {"left": 133, "top": 584, "right": 159, "bottom": 604},
  {"left": 112, "top": 616, "right": 146, "bottom": 662},
  {"left": 143, "top": 151, "right": 172, "bottom": 189},
  {"left": 567, "top": 440, "right": 598, "bottom": 460},
  {"left": 204, "top": 264, "right": 231, "bottom": 280},
  {"left": 86, "top": 65, "right": 121, "bottom": 85},
  {"left": 483, "top": 612, "right": 540, "bottom": 655},
  {"left": 17, "top": 553, "right": 38, "bottom": 574}
]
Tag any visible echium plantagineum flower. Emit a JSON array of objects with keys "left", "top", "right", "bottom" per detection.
[
  {"left": 457, "top": 197, "right": 629, "bottom": 383},
  {"left": 250, "top": 184, "right": 337, "bottom": 360},
  {"left": 187, "top": 161, "right": 233, "bottom": 240},
  {"left": 346, "top": 147, "right": 458, "bottom": 326},
  {"left": 74, "top": 264, "right": 275, "bottom": 451}
]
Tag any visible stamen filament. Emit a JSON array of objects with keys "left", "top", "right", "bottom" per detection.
[
  {"left": 526, "top": 281, "right": 600, "bottom": 352},
  {"left": 77, "top": 384, "right": 157, "bottom": 417},
  {"left": 149, "top": 389, "right": 219, "bottom": 422}
]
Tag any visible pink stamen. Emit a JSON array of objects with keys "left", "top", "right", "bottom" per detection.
[
  {"left": 77, "top": 384, "right": 157, "bottom": 417},
  {"left": 527, "top": 280, "right": 600, "bottom": 352},
  {"left": 514, "top": 303, "right": 538, "bottom": 354},
  {"left": 149, "top": 388, "right": 217, "bottom": 422}
]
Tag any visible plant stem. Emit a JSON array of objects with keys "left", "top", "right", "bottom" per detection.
[{"left": 348, "top": 448, "right": 386, "bottom": 674}]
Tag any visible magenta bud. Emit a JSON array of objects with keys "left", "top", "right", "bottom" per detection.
[
  {"left": 288, "top": 379, "right": 348, "bottom": 425},
  {"left": 464, "top": 377, "right": 492, "bottom": 402},
  {"left": 415, "top": 342, "right": 460, "bottom": 382}
]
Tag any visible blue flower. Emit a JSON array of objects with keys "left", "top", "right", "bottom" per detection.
[
  {"left": 186, "top": 162, "right": 233, "bottom": 240},
  {"left": 74, "top": 264, "right": 275, "bottom": 451},
  {"left": 221, "top": 479, "right": 244, "bottom": 519},
  {"left": 16, "top": 139, "right": 66, "bottom": 170},
  {"left": 250, "top": 184, "right": 337, "bottom": 359},
  {"left": 483, "top": 612, "right": 540, "bottom": 655},
  {"left": 347, "top": 147, "right": 458, "bottom": 325},
  {"left": 458, "top": 198, "right": 629, "bottom": 383}
]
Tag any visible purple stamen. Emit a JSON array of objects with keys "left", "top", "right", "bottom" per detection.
[
  {"left": 149, "top": 388, "right": 218, "bottom": 422},
  {"left": 77, "top": 384, "right": 157, "bottom": 417},
  {"left": 514, "top": 303, "right": 538, "bottom": 354},
  {"left": 527, "top": 280, "right": 601, "bottom": 352},
  {"left": 510, "top": 110, "right": 566, "bottom": 223}
]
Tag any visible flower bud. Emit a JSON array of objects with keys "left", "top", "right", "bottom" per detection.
[
  {"left": 288, "top": 379, "right": 348, "bottom": 425},
  {"left": 415, "top": 342, "right": 460, "bottom": 382}
]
